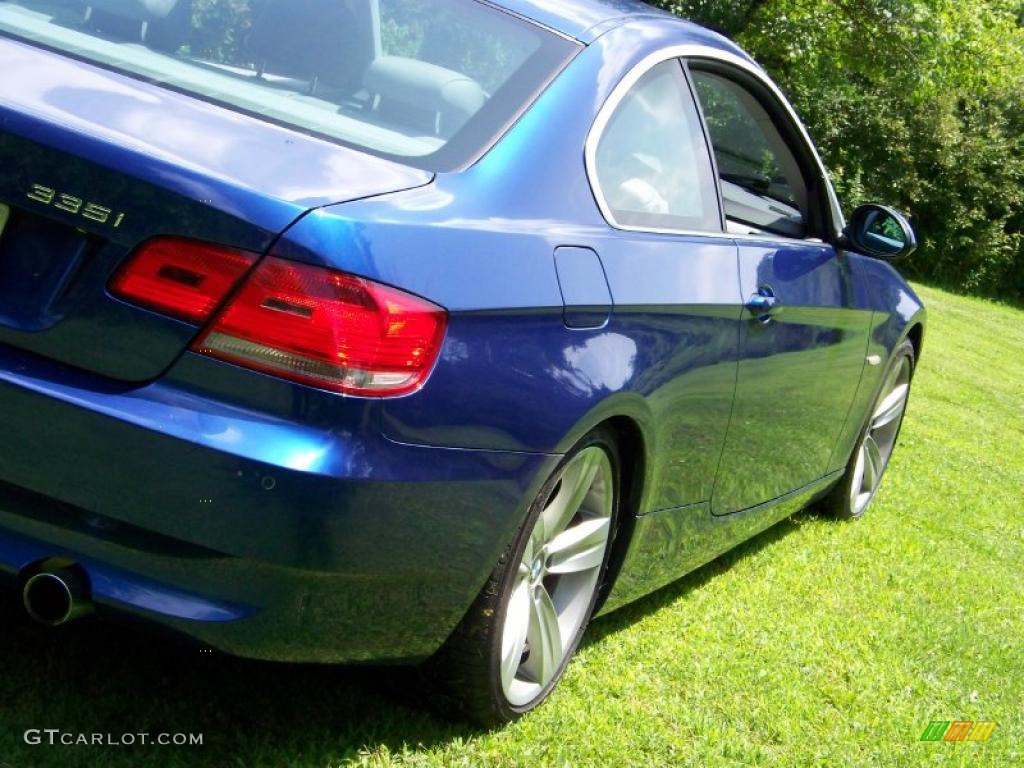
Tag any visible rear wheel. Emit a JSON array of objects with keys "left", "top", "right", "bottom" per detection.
[
  {"left": 432, "top": 430, "right": 619, "bottom": 726},
  {"left": 823, "top": 339, "right": 915, "bottom": 519}
]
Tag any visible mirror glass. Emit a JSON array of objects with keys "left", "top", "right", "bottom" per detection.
[
  {"left": 861, "top": 210, "right": 908, "bottom": 255},
  {"left": 848, "top": 204, "right": 916, "bottom": 259}
]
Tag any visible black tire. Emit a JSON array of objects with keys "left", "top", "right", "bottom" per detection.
[
  {"left": 428, "top": 428, "right": 621, "bottom": 727},
  {"left": 821, "top": 339, "right": 916, "bottom": 520}
]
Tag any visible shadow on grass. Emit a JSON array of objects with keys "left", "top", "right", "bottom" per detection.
[
  {"left": 588, "top": 511, "right": 815, "bottom": 644},
  {"left": 0, "top": 595, "right": 473, "bottom": 766},
  {"left": 0, "top": 512, "right": 813, "bottom": 767}
]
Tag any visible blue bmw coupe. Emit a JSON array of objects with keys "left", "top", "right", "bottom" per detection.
[{"left": 0, "top": 0, "right": 924, "bottom": 723}]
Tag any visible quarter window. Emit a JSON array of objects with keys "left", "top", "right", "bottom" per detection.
[
  {"left": 691, "top": 69, "right": 811, "bottom": 240},
  {"left": 594, "top": 60, "right": 720, "bottom": 233}
]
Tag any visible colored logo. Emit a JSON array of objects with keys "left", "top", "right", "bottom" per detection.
[{"left": 920, "top": 721, "right": 997, "bottom": 742}]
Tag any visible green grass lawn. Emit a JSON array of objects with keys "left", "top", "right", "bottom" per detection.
[{"left": 1, "top": 284, "right": 1020, "bottom": 767}]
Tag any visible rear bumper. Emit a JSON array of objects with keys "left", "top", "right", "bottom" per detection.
[{"left": 0, "top": 346, "right": 556, "bottom": 662}]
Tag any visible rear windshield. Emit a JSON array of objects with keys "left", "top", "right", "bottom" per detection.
[{"left": 0, "top": 0, "right": 577, "bottom": 170}]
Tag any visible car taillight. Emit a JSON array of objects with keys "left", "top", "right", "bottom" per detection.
[
  {"left": 110, "top": 237, "right": 258, "bottom": 323},
  {"left": 192, "top": 257, "right": 447, "bottom": 397}
]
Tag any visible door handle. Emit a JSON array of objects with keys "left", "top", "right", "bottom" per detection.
[{"left": 745, "top": 286, "right": 779, "bottom": 322}]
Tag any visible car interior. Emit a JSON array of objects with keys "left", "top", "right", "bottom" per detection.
[
  {"left": 691, "top": 68, "right": 811, "bottom": 240},
  {"left": 0, "top": 0, "right": 499, "bottom": 156}
]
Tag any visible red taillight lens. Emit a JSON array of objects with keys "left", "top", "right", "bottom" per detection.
[
  {"left": 110, "top": 237, "right": 258, "bottom": 323},
  {"left": 192, "top": 257, "right": 447, "bottom": 397}
]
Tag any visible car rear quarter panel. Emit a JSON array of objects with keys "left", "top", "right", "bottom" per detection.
[{"left": 273, "top": 21, "right": 757, "bottom": 515}]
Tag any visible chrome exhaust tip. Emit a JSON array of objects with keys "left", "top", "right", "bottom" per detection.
[{"left": 22, "top": 564, "right": 93, "bottom": 627}]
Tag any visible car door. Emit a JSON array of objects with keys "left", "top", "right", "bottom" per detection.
[
  {"left": 585, "top": 58, "right": 743, "bottom": 511},
  {"left": 688, "top": 63, "right": 873, "bottom": 516}
]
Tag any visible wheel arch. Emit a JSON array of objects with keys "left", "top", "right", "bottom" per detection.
[
  {"left": 905, "top": 321, "right": 925, "bottom": 364},
  {"left": 552, "top": 404, "right": 651, "bottom": 611},
  {"left": 603, "top": 415, "right": 647, "bottom": 518},
  {"left": 597, "top": 414, "right": 647, "bottom": 609},
  {"left": 552, "top": 392, "right": 654, "bottom": 508}
]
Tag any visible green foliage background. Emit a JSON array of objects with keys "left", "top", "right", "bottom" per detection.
[{"left": 653, "top": 0, "right": 1024, "bottom": 301}]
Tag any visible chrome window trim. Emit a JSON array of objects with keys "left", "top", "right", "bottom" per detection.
[{"left": 584, "top": 44, "right": 846, "bottom": 243}]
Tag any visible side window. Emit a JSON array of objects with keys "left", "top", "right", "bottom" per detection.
[
  {"left": 594, "top": 60, "right": 720, "bottom": 233},
  {"left": 690, "top": 69, "right": 811, "bottom": 240}
]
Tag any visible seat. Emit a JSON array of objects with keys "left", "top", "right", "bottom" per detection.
[
  {"left": 85, "top": 0, "right": 180, "bottom": 21},
  {"left": 247, "top": 0, "right": 381, "bottom": 94},
  {"left": 83, "top": 0, "right": 191, "bottom": 52},
  {"left": 363, "top": 56, "right": 486, "bottom": 138}
]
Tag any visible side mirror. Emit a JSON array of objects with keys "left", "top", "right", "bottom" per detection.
[{"left": 843, "top": 204, "right": 917, "bottom": 260}]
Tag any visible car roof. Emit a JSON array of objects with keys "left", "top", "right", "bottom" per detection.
[{"left": 488, "top": 0, "right": 680, "bottom": 42}]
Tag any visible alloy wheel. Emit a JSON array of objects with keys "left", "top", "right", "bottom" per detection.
[
  {"left": 499, "top": 446, "right": 614, "bottom": 707},
  {"left": 849, "top": 354, "right": 912, "bottom": 516}
]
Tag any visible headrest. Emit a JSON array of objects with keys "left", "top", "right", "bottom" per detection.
[
  {"left": 364, "top": 55, "right": 486, "bottom": 136},
  {"left": 247, "top": 0, "right": 377, "bottom": 91},
  {"left": 86, "top": 0, "right": 181, "bottom": 22}
]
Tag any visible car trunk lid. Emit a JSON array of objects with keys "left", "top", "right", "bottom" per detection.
[{"left": 0, "top": 37, "right": 432, "bottom": 382}]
